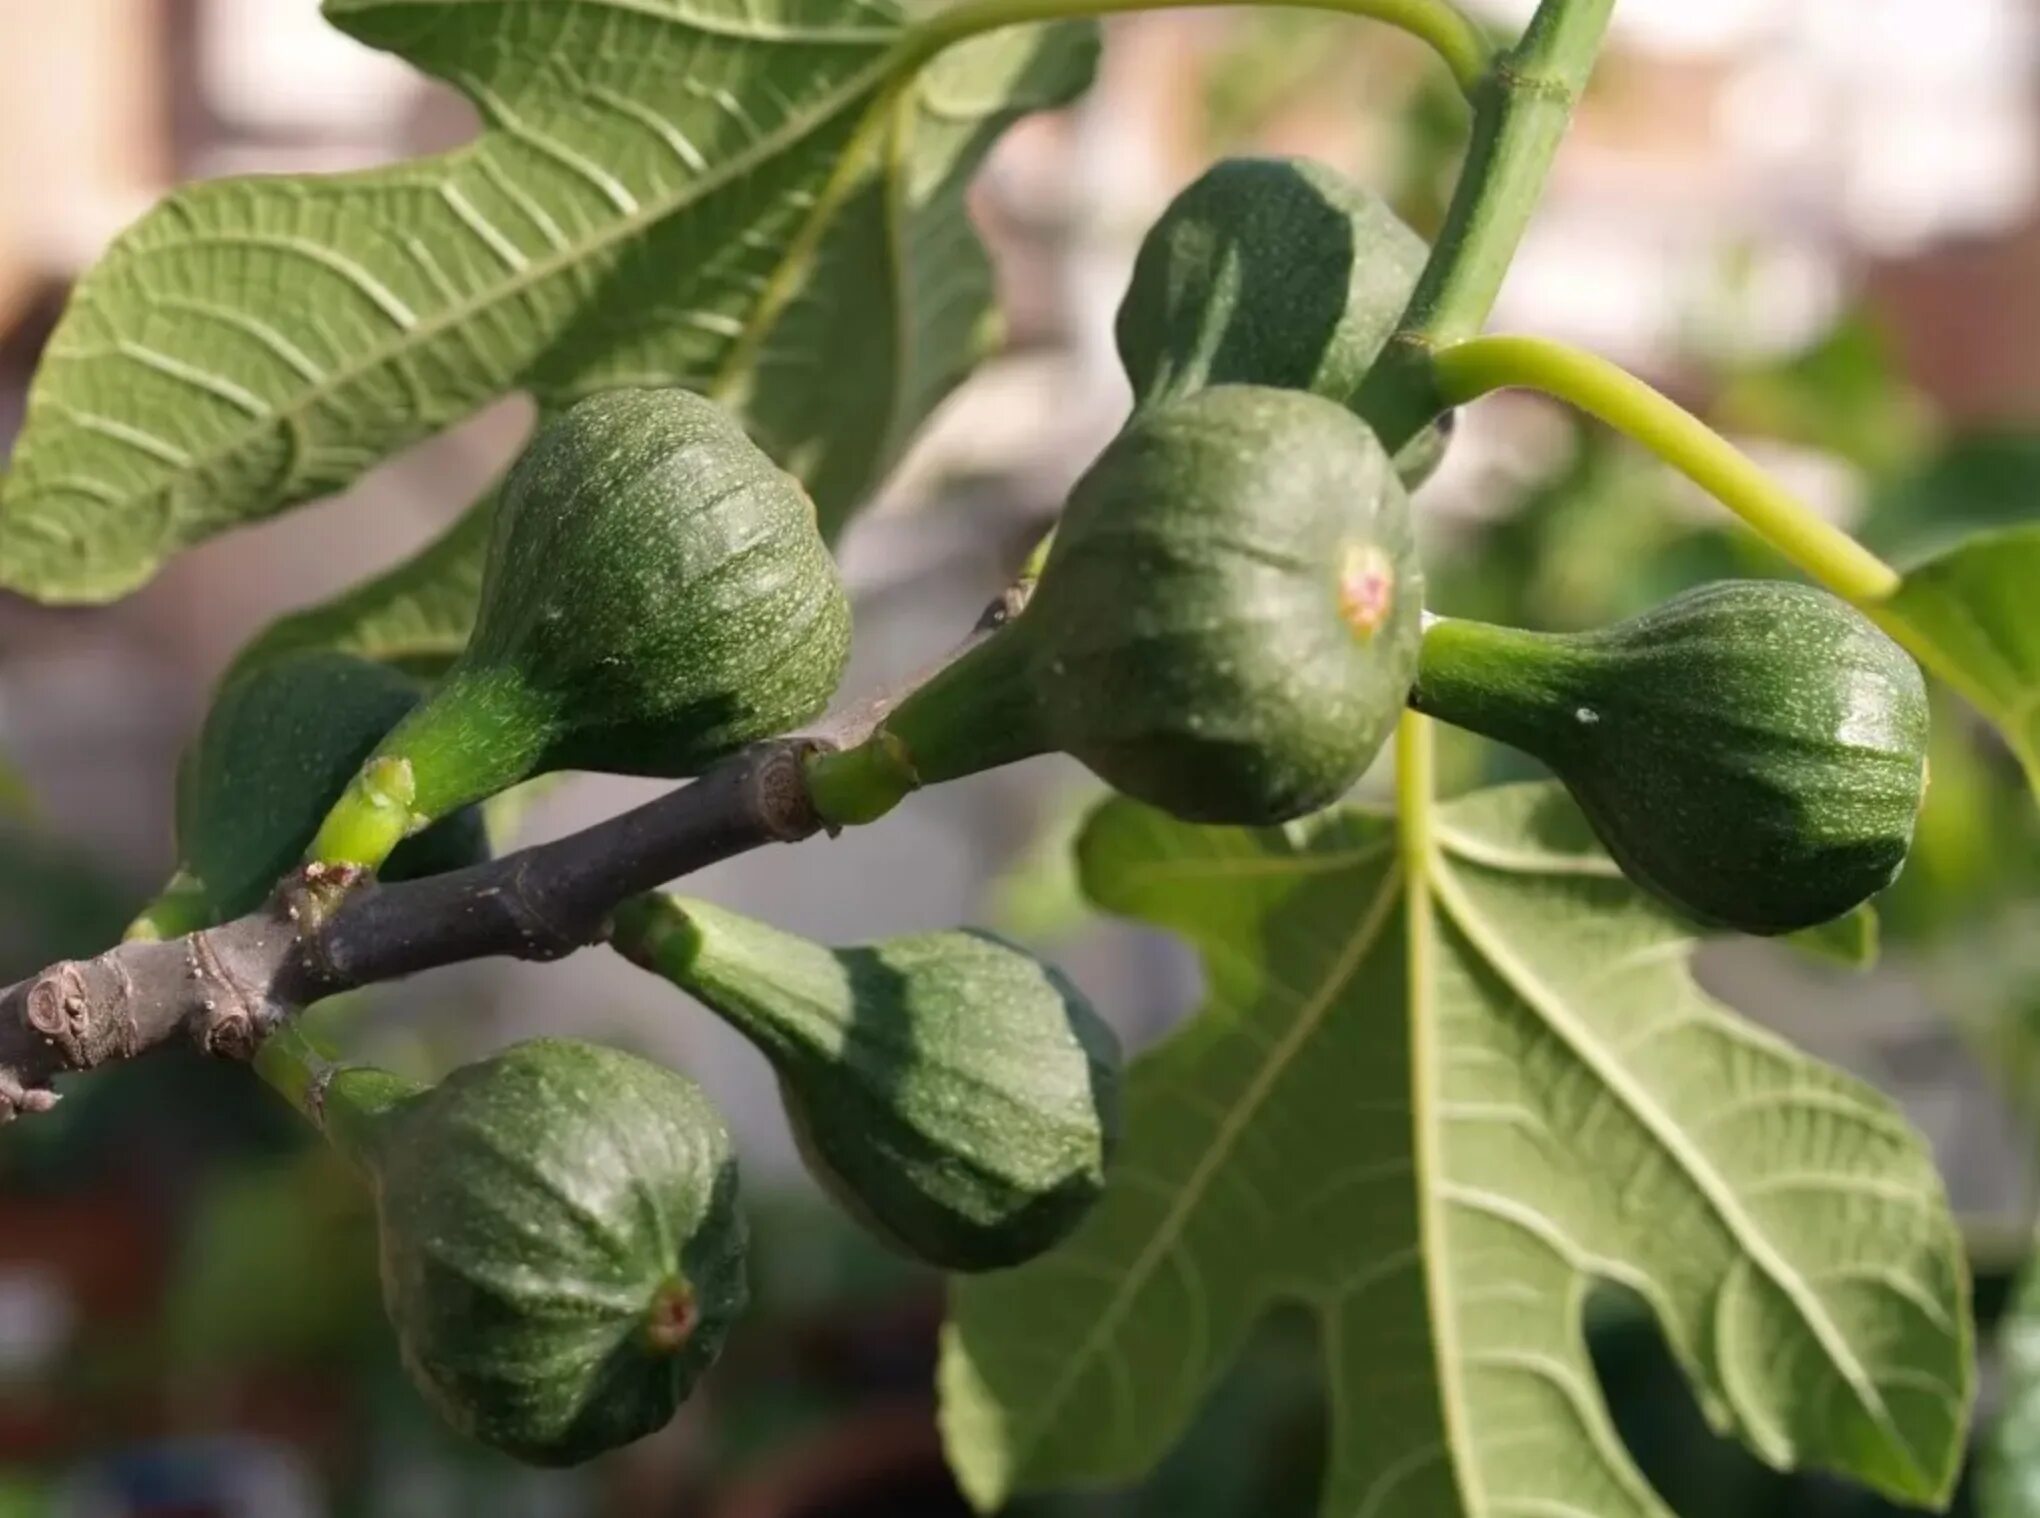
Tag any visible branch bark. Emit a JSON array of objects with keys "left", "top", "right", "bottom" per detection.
[{"left": 0, "top": 740, "right": 822, "bottom": 1123}]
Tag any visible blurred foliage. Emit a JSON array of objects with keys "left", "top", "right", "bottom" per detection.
[
  {"left": 1199, "top": 13, "right": 1350, "bottom": 151},
  {"left": 0, "top": 765, "right": 32, "bottom": 826},
  {"left": 0, "top": 823, "right": 133, "bottom": 985},
  {"left": 163, "top": 1149, "right": 382, "bottom": 1376},
  {"left": 986, "top": 777, "right": 1106, "bottom": 946},
  {"left": 1195, "top": 16, "right": 1468, "bottom": 235},
  {"left": 1865, "top": 435, "right": 2040, "bottom": 566},
  {"left": 1785, "top": 905, "right": 1881, "bottom": 972},
  {"left": 1713, "top": 309, "right": 1935, "bottom": 483},
  {"left": 1423, "top": 424, "right": 1757, "bottom": 631},
  {"left": 1933, "top": 905, "right": 2040, "bottom": 1134}
]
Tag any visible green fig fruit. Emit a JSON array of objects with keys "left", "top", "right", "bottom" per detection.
[
  {"left": 1116, "top": 155, "right": 1450, "bottom": 487},
  {"left": 317, "top": 1037, "right": 747, "bottom": 1467},
  {"left": 310, "top": 388, "right": 851, "bottom": 869},
  {"left": 613, "top": 894, "right": 1121, "bottom": 1272},
  {"left": 811, "top": 385, "right": 1421, "bottom": 827},
  {"left": 1411, "top": 580, "right": 1930, "bottom": 934}
]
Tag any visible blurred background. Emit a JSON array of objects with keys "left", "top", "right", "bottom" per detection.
[{"left": 2, "top": 0, "right": 2039, "bottom": 1513}]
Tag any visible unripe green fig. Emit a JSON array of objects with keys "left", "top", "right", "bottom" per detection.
[
  {"left": 612, "top": 894, "right": 1121, "bottom": 1272},
  {"left": 129, "top": 652, "right": 490, "bottom": 939},
  {"left": 310, "top": 388, "right": 851, "bottom": 869},
  {"left": 317, "top": 1037, "right": 747, "bottom": 1466},
  {"left": 1116, "top": 156, "right": 1451, "bottom": 487},
  {"left": 1411, "top": 580, "right": 1930, "bottom": 934},
  {"left": 812, "top": 385, "right": 1421, "bottom": 827}
]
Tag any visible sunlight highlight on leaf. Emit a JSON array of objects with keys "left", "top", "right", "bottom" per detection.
[{"left": 0, "top": 0, "right": 1095, "bottom": 601}]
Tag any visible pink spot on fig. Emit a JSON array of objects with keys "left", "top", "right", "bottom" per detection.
[
  {"left": 1338, "top": 545, "right": 1396, "bottom": 639},
  {"left": 645, "top": 1278, "right": 699, "bottom": 1353}
]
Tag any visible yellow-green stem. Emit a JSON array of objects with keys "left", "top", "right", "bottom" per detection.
[
  {"left": 1353, "top": 0, "right": 1614, "bottom": 449},
  {"left": 1394, "top": 710, "right": 1464, "bottom": 1486},
  {"left": 805, "top": 730, "right": 920, "bottom": 828},
  {"left": 253, "top": 1023, "right": 420, "bottom": 1169},
  {"left": 308, "top": 756, "right": 419, "bottom": 872},
  {"left": 1430, "top": 335, "right": 1903, "bottom": 605},
  {"left": 1395, "top": 710, "right": 1435, "bottom": 881},
  {"left": 252, "top": 1022, "right": 341, "bottom": 1127},
  {"left": 899, "top": 0, "right": 1491, "bottom": 93}
]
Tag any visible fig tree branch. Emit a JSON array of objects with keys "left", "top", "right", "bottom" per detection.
[
  {"left": 0, "top": 556, "right": 1039, "bottom": 1127},
  {"left": 0, "top": 741, "right": 821, "bottom": 1124}
]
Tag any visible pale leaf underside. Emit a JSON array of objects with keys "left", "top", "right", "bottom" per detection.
[{"left": 942, "top": 783, "right": 1970, "bottom": 1516}]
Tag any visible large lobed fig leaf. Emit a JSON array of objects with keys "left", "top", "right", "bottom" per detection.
[
  {"left": 942, "top": 782, "right": 1971, "bottom": 1516},
  {"left": 0, "top": 0, "right": 1096, "bottom": 604}
]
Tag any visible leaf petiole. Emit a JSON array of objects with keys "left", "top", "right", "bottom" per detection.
[
  {"left": 1428, "top": 334, "right": 1904, "bottom": 605},
  {"left": 1354, "top": 0, "right": 1615, "bottom": 450},
  {"left": 900, "top": 0, "right": 1493, "bottom": 95}
]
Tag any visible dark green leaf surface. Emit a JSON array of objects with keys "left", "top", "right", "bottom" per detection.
[
  {"left": 180, "top": 651, "right": 488, "bottom": 920},
  {"left": 0, "top": 0, "right": 1095, "bottom": 601}
]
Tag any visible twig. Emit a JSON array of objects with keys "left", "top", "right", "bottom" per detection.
[
  {"left": 0, "top": 741, "right": 820, "bottom": 1123},
  {"left": 0, "top": 544, "right": 1052, "bottom": 1126}
]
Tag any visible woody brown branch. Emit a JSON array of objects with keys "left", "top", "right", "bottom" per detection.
[{"left": 0, "top": 740, "right": 822, "bottom": 1123}]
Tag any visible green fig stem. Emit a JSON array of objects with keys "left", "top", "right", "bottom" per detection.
[
  {"left": 252, "top": 1021, "right": 420, "bottom": 1170},
  {"left": 1017, "top": 528, "right": 1056, "bottom": 589},
  {"left": 308, "top": 756, "right": 420, "bottom": 871},
  {"left": 609, "top": 893, "right": 707, "bottom": 981},
  {"left": 898, "top": 0, "right": 1491, "bottom": 95},
  {"left": 307, "top": 667, "right": 556, "bottom": 871},
  {"left": 123, "top": 870, "right": 213, "bottom": 943},
  {"left": 804, "top": 731, "right": 920, "bottom": 828},
  {"left": 318, "top": 1066, "right": 424, "bottom": 1171},
  {"left": 251, "top": 1021, "right": 339, "bottom": 1125},
  {"left": 611, "top": 894, "right": 813, "bottom": 1060},
  {"left": 1408, "top": 616, "right": 1582, "bottom": 756},
  {"left": 1427, "top": 334, "right": 1904, "bottom": 605},
  {"left": 808, "top": 622, "right": 1049, "bottom": 829}
]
